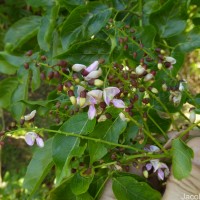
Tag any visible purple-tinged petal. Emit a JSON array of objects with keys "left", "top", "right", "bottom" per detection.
[
  {"left": 149, "top": 145, "right": 160, "bottom": 152},
  {"left": 25, "top": 132, "right": 37, "bottom": 146},
  {"left": 77, "top": 85, "right": 85, "bottom": 96},
  {"left": 24, "top": 110, "right": 36, "bottom": 121},
  {"left": 87, "top": 90, "right": 103, "bottom": 103},
  {"left": 146, "top": 163, "right": 153, "bottom": 171},
  {"left": 103, "top": 87, "right": 120, "bottom": 105},
  {"left": 150, "top": 159, "right": 160, "bottom": 172},
  {"left": 36, "top": 137, "right": 44, "bottom": 148},
  {"left": 88, "top": 104, "right": 96, "bottom": 120},
  {"left": 112, "top": 99, "right": 126, "bottom": 108},
  {"left": 84, "top": 68, "right": 102, "bottom": 81},
  {"left": 86, "top": 61, "right": 99, "bottom": 72},
  {"left": 72, "top": 64, "right": 86, "bottom": 72},
  {"left": 157, "top": 169, "right": 164, "bottom": 180}
]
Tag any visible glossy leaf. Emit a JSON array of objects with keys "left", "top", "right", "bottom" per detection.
[
  {"left": 172, "top": 138, "right": 194, "bottom": 180},
  {"left": 0, "top": 60, "right": 17, "bottom": 75},
  {"left": 52, "top": 134, "right": 80, "bottom": 185},
  {"left": 150, "top": 0, "right": 187, "bottom": 38},
  {"left": 4, "top": 16, "right": 41, "bottom": 51},
  {"left": 37, "top": 5, "right": 60, "bottom": 51},
  {"left": 60, "top": 112, "right": 96, "bottom": 135},
  {"left": 61, "top": 2, "right": 112, "bottom": 49},
  {"left": 70, "top": 171, "right": 94, "bottom": 195},
  {"left": 146, "top": 109, "right": 171, "bottom": 134},
  {"left": 175, "top": 26, "right": 200, "bottom": 52},
  {"left": 49, "top": 171, "right": 94, "bottom": 200},
  {"left": 112, "top": 176, "right": 161, "bottom": 200},
  {"left": 23, "top": 138, "right": 54, "bottom": 194},
  {"left": 56, "top": 39, "right": 110, "bottom": 64},
  {"left": 11, "top": 67, "right": 29, "bottom": 120},
  {"left": 0, "top": 78, "right": 18, "bottom": 109},
  {"left": 52, "top": 113, "right": 94, "bottom": 184},
  {"left": 26, "top": 0, "right": 54, "bottom": 7},
  {"left": 30, "top": 63, "right": 41, "bottom": 91},
  {"left": 89, "top": 117, "right": 127, "bottom": 163}
]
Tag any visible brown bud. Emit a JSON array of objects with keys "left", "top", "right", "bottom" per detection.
[
  {"left": 26, "top": 50, "right": 33, "bottom": 56},
  {"left": 24, "top": 63, "right": 29, "bottom": 69},
  {"left": 40, "top": 55, "right": 47, "bottom": 61}
]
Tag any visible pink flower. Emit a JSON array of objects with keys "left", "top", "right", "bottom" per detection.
[
  {"left": 25, "top": 132, "right": 44, "bottom": 148},
  {"left": 103, "top": 87, "right": 126, "bottom": 108},
  {"left": 77, "top": 86, "right": 103, "bottom": 120},
  {"left": 146, "top": 159, "right": 169, "bottom": 180}
]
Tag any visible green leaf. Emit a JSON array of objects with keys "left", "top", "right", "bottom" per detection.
[
  {"left": 26, "top": 0, "right": 54, "bottom": 7},
  {"left": 0, "top": 78, "right": 18, "bottom": 109},
  {"left": 56, "top": 39, "right": 110, "bottom": 64},
  {"left": 58, "top": 0, "right": 84, "bottom": 6},
  {"left": 23, "top": 138, "right": 54, "bottom": 194},
  {"left": 89, "top": 117, "right": 127, "bottom": 163},
  {"left": 52, "top": 134, "right": 80, "bottom": 185},
  {"left": 70, "top": 171, "right": 94, "bottom": 195},
  {"left": 37, "top": 5, "right": 60, "bottom": 51},
  {"left": 48, "top": 172, "right": 94, "bottom": 200},
  {"left": 48, "top": 176, "right": 76, "bottom": 200},
  {"left": 149, "top": 0, "right": 187, "bottom": 38},
  {"left": 52, "top": 113, "right": 94, "bottom": 184},
  {"left": 4, "top": 16, "right": 41, "bottom": 51},
  {"left": 172, "top": 138, "right": 194, "bottom": 180},
  {"left": 146, "top": 109, "right": 171, "bottom": 134},
  {"left": 175, "top": 26, "right": 200, "bottom": 52},
  {"left": 112, "top": 176, "right": 161, "bottom": 200},
  {"left": 0, "top": 60, "right": 17, "bottom": 75},
  {"left": 61, "top": 2, "right": 112, "bottom": 49},
  {"left": 60, "top": 112, "right": 96, "bottom": 135},
  {"left": 11, "top": 67, "right": 29, "bottom": 120},
  {"left": 0, "top": 52, "right": 24, "bottom": 74},
  {"left": 30, "top": 63, "right": 41, "bottom": 91}
]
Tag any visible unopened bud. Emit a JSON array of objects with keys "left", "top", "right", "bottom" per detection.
[
  {"left": 151, "top": 88, "right": 158, "bottom": 94},
  {"left": 162, "top": 83, "right": 168, "bottom": 91},
  {"left": 68, "top": 90, "right": 76, "bottom": 105},
  {"left": 144, "top": 73, "right": 153, "bottom": 82},
  {"left": 160, "top": 49, "right": 165, "bottom": 54},
  {"left": 98, "top": 115, "right": 107, "bottom": 122},
  {"left": 94, "top": 79, "right": 103, "bottom": 86},
  {"left": 70, "top": 96, "right": 76, "bottom": 105},
  {"left": 189, "top": 108, "right": 196, "bottom": 123},
  {"left": 135, "top": 65, "right": 145, "bottom": 75},
  {"left": 143, "top": 170, "right": 149, "bottom": 178},
  {"left": 157, "top": 62, "right": 163, "bottom": 70}
]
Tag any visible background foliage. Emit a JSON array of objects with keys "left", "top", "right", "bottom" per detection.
[{"left": 0, "top": 0, "right": 200, "bottom": 199}]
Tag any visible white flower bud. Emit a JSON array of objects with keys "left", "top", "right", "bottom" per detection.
[
  {"left": 189, "top": 109, "right": 196, "bottom": 123},
  {"left": 135, "top": 65, "right": 145, "bottom": 75},
  {"left": 72, "top": 64, "right": 86, "bottom": 72},
  {"left": 98, "top": 115, "right": 107, "bottom": 122},
  {"left": 24, "top": 110, "right": 36, "bottom": 121},
  {"left": 144, "top": 73, "right": 153, "bottom": 82},
  {"left": 84, "top": 68, "right": 102, "bottom": 81},
  {"left": 162, "top": 83, "right": 167, "bottom": 91},
  {"left": 165, "top": 56, "right": 176, "bottom": 64}
]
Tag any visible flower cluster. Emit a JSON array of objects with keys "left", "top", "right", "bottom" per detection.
[{"left": 22, "top": 110, "right": 44, "bottom": 148}]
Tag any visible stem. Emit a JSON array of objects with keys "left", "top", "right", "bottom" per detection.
[
  {"left": 0, "top": 109, "right": 5, "bottom": 185},
  {"left": 9, "top": 128, "right": 144, "bottom": 153},
  {"left": 94, "top": 174, "right": 111, "bottom": 200},
  {"left": 139, "top": 0, "right": 143, "bottom": 27},
  {"left": 178, "top": 120, "right": 200, "bottom": 139},
  {"left": 124, "top": 113, "right": 169, "bottom": 154},
  {"left": 120, "top": 152, "right": 170, "bottom": 163},
  {"left": 146, "top": 108, "right": 168, "bottom": 139}
]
